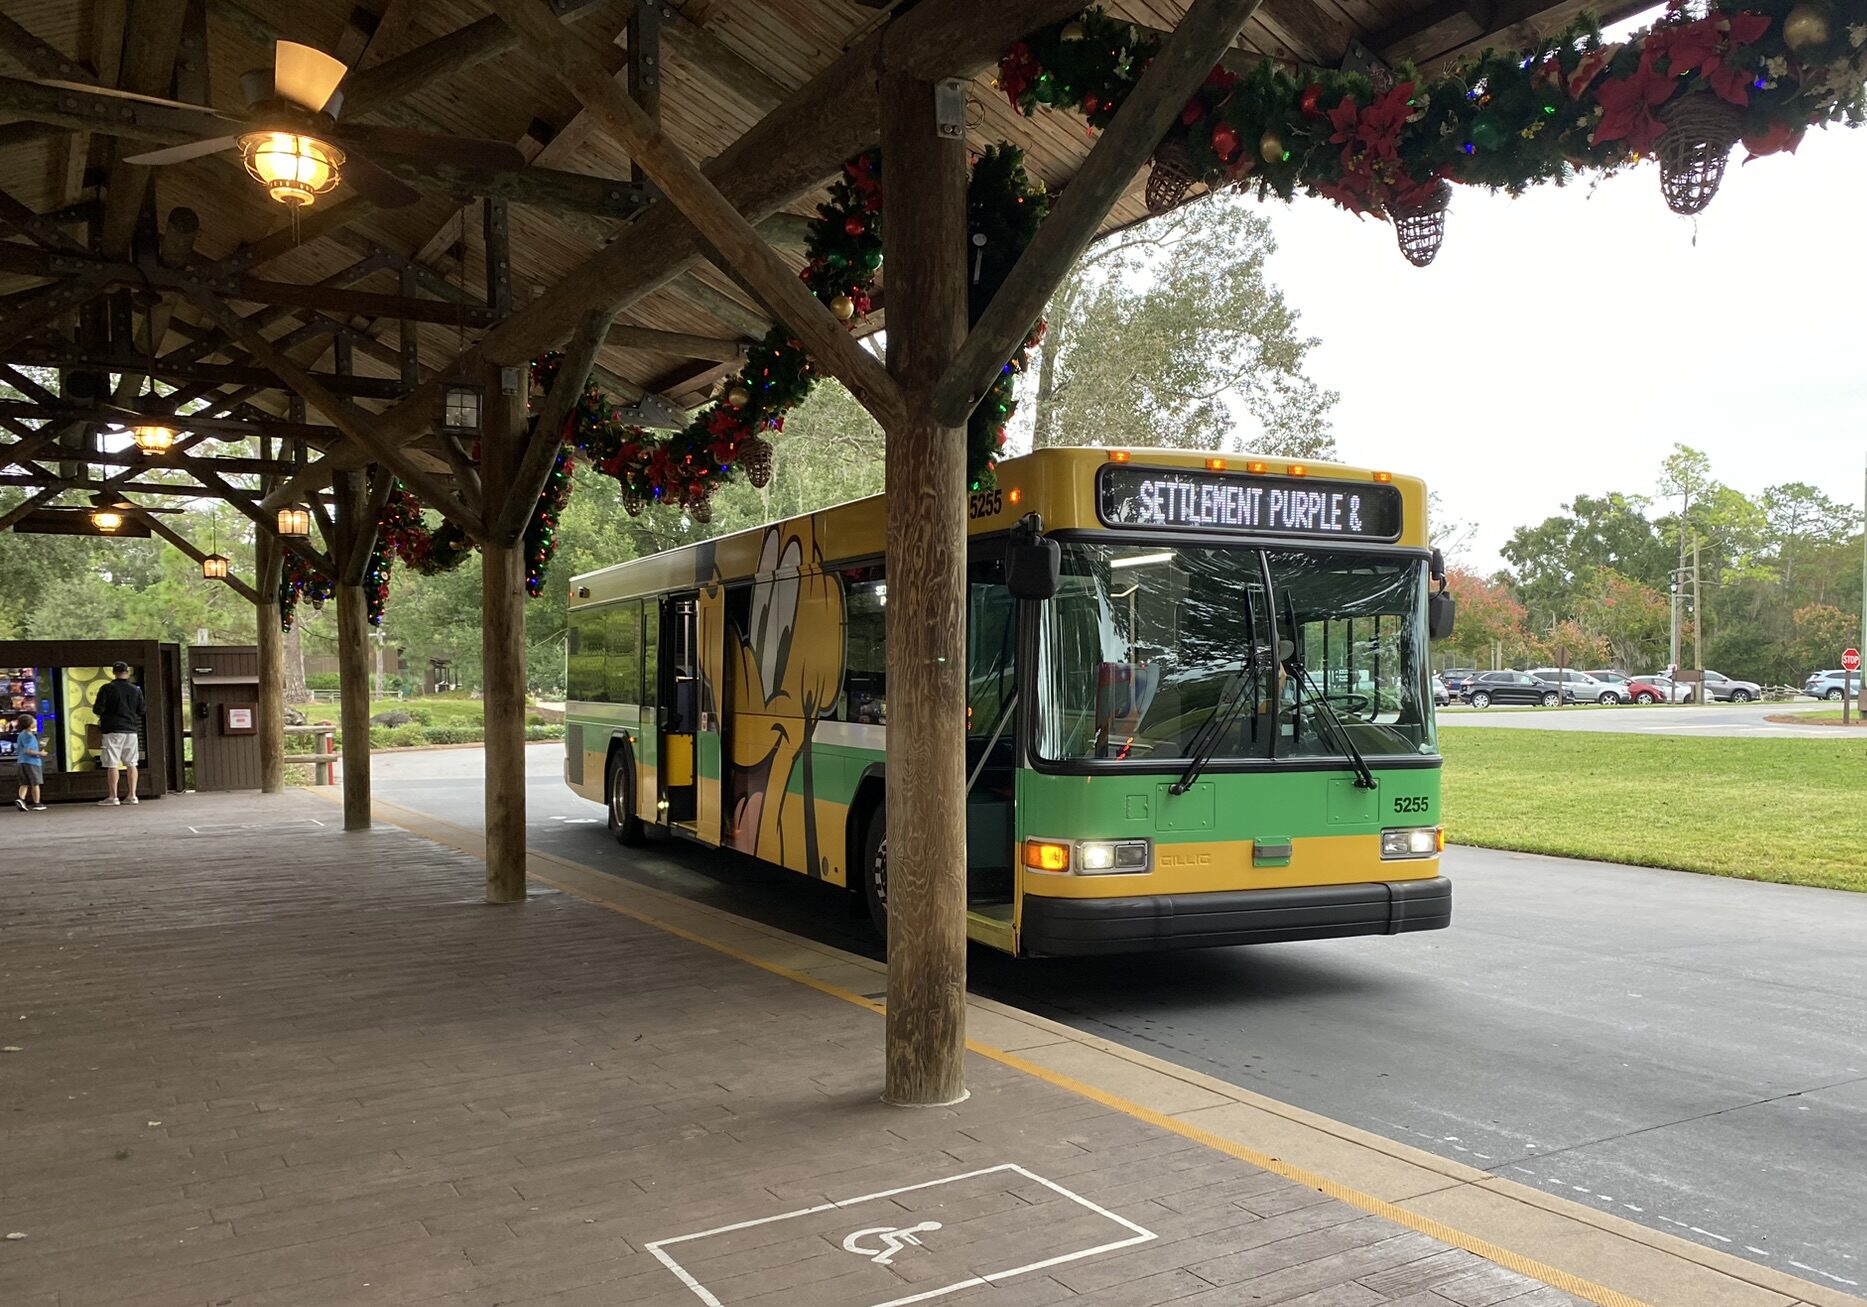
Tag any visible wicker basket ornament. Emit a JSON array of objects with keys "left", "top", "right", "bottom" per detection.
[
  {"left": 1390, "top": 180, "right": 1452, "bottom": 267},
  {"left": 1145, "top": 139, "right": 1199, "bottom": 214},
  {"left": 739, "top": 435, "right": 775, "bottom": 489},
  {"left": 1655, "top": 95, "right": 1744, "bottom": 216}
]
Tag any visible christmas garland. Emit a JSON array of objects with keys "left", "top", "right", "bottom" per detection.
[
  {"left": 1000, "top": 2, "right": 1866, "bottom": 261},
  {"left": 278, "top": 552, "right": 333, "bottom": 633},
  {"left": 567, "top": 145, "right": 1052, "bottom": 514}
]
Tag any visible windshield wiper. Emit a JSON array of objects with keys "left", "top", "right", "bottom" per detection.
[
  {"left": 1170, "top": 593, "right": 1261, "bottom": 796},
  {"left": 1282, "top": 592, "right": 1376, "bottom": 790}
]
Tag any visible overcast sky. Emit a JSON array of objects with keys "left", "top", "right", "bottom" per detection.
[{"left": 1256, "top": 117, "right": 1867, "bottom": 572}]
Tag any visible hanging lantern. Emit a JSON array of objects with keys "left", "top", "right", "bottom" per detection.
[
  {"left": 1654, "top": 95, "right": 1743, "bottom": 216},
  {"left": 201, "top": 553, "right": 231, "bottom": 580},
  {"left": 442, "top": 382, "right": 483, "bottom": 434},
  {"left": 91, "top": 507, "right": 124, "bottom": 532},
  {"left": 131, "top": 422, "right": 176, "bottom": 453},
  {"left": 239, "top": 131, "right": 344, "bottom": 208},
  {"left": 277, "top": 504, "right": 312, "bottom": 537},
  {"left": 1144, "top": 139, "right": 1199, "bottom": 214},
  {"left": 1390, "top": 181, "right": 1452, "bottom": 267},
  {"left": 739, "top": 436, "right": 774, "bottom": 489}
]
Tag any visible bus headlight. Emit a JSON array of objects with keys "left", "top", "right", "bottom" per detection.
[
  {"left": 1381, "top": 827, "right": 1441, "bottom": 859},
  {"left": 1077, "top": 839, "right": 1151, "bottom": 874}
]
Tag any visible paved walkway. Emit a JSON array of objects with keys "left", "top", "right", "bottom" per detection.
[{"left": 0, "top": 791, "right": 1589, "bottom": 1307}]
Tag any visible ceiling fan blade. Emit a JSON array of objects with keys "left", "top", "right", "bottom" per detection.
[
  {"left": 342, "top": 156, "right": 423, "bottom": 208},
  {"left": 39, "top": 79, "right": 215, "bottom": 113},
  {"left": 336, "top": 122, "right": 527, "bottom": 171},
  {"left": 274, "top": 40, "right": 348, "bottom": 113},
  {"left": 123, "top": 135, "right": 242, "bottom": 166}
]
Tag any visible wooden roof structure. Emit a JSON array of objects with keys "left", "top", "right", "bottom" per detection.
[{"left": 0, "top": 0, "right": 1650, "bottom": 1105}]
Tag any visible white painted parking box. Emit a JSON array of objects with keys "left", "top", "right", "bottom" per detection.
[{"left": 646, "top": 1162, "right": 1157, "bottom": 1307}]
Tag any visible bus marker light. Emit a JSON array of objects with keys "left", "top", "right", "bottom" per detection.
[
  {"left": 1023, "top": 839, "right": 1071, "bottom": 873},
  {"left": 1288, "top": 464, "right": 1309, "bottom": 477},
  {"left": 1205, "top": 458, "right": 1226, "bottom": 471},
  {"left": 1246, "top": 461, "right": 1268, "bottom": 473},
  {"left": 1007, "top": 486, "right": 1023, "bottom": 506},
  {"left": 1437, "top": 826, "right": 1447, "bottom": 852},
  {"left": 1373, "top": 470, "right": 1393, "bottom": 483},
  {"left": 1107, "top": 450, "right": 1132, "bottom": 463}
]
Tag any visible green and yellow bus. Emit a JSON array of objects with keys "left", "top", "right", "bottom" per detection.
[{"left": 565, "top": 447, "right": 1454, "bottom": 956}]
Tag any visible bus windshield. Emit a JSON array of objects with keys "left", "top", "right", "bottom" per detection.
[{"left": 1034, "top": 542, "right": 1436, "bottom": 765}]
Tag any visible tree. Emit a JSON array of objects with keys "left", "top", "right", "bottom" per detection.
[
  {"left": 1500, "top": 493, "right": 1668, "bottom": 629},
  {"left": 1029, "top": 193, "right": 1337, "bottom": 457},
  {"left": 1439, "top": 568, "right": 1530, "bottom": 668},
  {"left": 1761, "top": 482, "right": 1857, "bottom": 598},
  {"left": 1573, "top": 567, "right": 1670, "bottom": 672},
  {"left": 1789, "top": 604, "right": 1861, "bottom": 680},
  {"left": 1536, "top": 619, "right": 1609, "bottom": 670}
]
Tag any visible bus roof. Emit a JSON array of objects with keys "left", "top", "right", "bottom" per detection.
[{"left": 569, "top": 447, "right": 1429, "bottom": 605}]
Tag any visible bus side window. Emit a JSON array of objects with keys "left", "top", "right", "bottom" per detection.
[
  {"left": 841, "top": 574, "right": 887, "bottom": 725},
  {"left": 568, "top": 607, "right": 607, "bottom": 701},
  {"left": 605, "top": 601, "right": 641, "bottom": 706}
]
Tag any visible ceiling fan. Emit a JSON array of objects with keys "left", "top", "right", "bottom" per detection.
[{"left": 89, "top": 40, "right": 528, "bottom": 209}]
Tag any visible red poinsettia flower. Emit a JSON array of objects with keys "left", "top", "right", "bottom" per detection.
[{"left": 1592, "top": 73, "right": 1674, "bottom": 150}]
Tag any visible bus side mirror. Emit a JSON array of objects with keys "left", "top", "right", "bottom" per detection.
[
  {"left": 1428, "top": 591, "right": 1456, "bottom": 641},
  {"left": 1006, "top": 515, "right": 1059, "bottom": 601}
]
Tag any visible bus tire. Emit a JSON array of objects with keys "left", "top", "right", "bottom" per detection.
[
  {"left": 861, "top": 798, "right": 889, "bottom": 945},
  {"left": 608, "top": 747, "right": 646, "bottom": 847}
]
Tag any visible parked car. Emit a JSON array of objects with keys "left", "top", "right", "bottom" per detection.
[
  {"left": 1637, "top": 674, "right": 1695, "bottom": 703},
  {"left": 1804, "top": 669, "right": 1863, "bottom": 701},
  {"left": 1462, "top": 670, "right": 1562, "bottom": 708},
  {"left": 1529, "top": 668, "right": 1624, "bottom": 704},
  {"left": 1439, "top": 668, "right": 1478, "bottom": 696},
  {"left": 1587, "top": 669, "right": 1672, "bottom": 704},
  {"left": 1697, "top": 670, "right": 1762, "bottom": 703},
  {"left": 1432, "top": 674, "right": 1451, "bottom": 707}
]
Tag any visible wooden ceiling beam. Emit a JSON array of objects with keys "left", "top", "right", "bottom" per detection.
[
  {"left": 340, "top": 2, "right": 608, "bottom": 118},
  {"left": 97, "top": 0, "right": 190, "bottom": 258},
  {"left": 491, "top": 0, "right": 905, "bottom": 430},
  {"left": 605, "top": 325, "right": 747, "bottom": 362},
  {"left": 4, "top": 346, "right": 412, "bottom": 400},
  {"left": 263, "top": 0, "right": 1088, "bottom": 507},
  {"left": 0, "top": 398, "right": 342, "bottom": 444}
]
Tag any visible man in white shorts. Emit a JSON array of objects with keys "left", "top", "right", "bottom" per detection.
[{"left": 94, "top": 661, "right": 145, "bottom": 805}]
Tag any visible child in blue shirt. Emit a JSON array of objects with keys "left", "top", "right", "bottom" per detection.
[{"left": 14, "top": 715, "right": 46, "bottom": 811}]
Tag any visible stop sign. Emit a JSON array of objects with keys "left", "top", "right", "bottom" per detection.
[{"left": 1845, "top": 648, "right": 1861, "bottom": 672}]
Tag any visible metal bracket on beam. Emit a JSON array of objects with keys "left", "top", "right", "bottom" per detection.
[
  {"left": 610, "top": 393, "right": 685, "bottom": 430},
  {"left": 933, "top": 79, "right": 968, "bottom": 140}
]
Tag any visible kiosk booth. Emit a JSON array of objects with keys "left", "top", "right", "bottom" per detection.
[{"left": 0, "top": 641, "right": 184, "bottom": 803}]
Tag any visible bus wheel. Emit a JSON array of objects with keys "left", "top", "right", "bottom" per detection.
[
  {"left": 862, "top": 799, "right": 889, "bottom": 943},
  {"left": 608, "top": 750, "right": 645, "bottom": 847}
]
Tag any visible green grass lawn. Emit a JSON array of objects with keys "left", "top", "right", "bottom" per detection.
[
  {"left": 1776, "top": 709, "right": 1867, "bottom": 726},
  {"left": 1441, "top": 728, "right": 1867, "bottom": 893},
  {"left": 290, "top": 696, "right": 486, "bottom": 724}
]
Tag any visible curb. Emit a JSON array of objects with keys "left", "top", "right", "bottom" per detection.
[{"left": 317, "top": 788, "right": 1864, "bottom": 1307}]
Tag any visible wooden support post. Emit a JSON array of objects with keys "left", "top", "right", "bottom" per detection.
[
  {"left": 879, "top": 75, "right": 970, "bottom": 1108},
  {"left": 626, "top": 0, "right": 660, "bottom": 187},
  {"left": 332, "top": 469, "right": 373, "bottom": 831},
  {"left": 256, "top": 524, "right": 286, "bottom": 794},
  {"left": 481, "top": 367, "right": 529, "bottom": 904}
]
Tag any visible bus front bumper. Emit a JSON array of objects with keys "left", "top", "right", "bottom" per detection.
[{"left": 1018, "top": 876, "right": 1451, "bottom": 957}]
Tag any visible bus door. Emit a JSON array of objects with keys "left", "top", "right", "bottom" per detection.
[
  {"left": 660, "top": 594, "right": 701, "bottom": 827},
  {"left": 965, "top": 555, "right": 1018, "bottom": 908},
  {"left": 692, "top": 587, "right": 725, "bottom": 844}
]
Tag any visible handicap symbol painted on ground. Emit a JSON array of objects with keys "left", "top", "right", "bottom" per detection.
[{"left": 840, "top": 1221, "right": 943, "bottom": 1266}]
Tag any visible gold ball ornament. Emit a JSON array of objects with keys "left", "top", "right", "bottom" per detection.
[
  {"left": 1258, "top": 129, "right": 1286, "bottom": 165},
  {"left": 725, "top": 382, "right": 751, "bottom": 408},
  {"left": 830, "top": 294, "right": 856, "bottom": 321},
  {"left": 1782, "top": 3, "right": 1831, "bottom": 51},
  {"left": 1060, "top": 20, "right": 1086, "bottom": 40}
]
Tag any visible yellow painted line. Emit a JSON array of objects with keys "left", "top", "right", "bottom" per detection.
[{"left": 344, "top": 790, "right": 1649, "bottom": 1307}]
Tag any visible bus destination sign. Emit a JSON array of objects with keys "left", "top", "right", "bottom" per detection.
[{"left": 1097, "top": 465, "right": 1402, "bottom": 541}]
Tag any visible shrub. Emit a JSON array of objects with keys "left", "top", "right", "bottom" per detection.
[
  {"left": 421, "top": 724, "right": 483, "bottom": 746},
  {"left": 305, "top": 673, "right": 341, "bottom": 690},
  {"left": 525, "top": 725, "right": 566, "bottom": 741}
]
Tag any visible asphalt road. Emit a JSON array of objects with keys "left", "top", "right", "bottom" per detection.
[
  {"left": 1439, "top": 698, "right": 1867, "bottom": 739},
  {"left": 373, "top": 744, "right": 1867, "bottom": 1293}
]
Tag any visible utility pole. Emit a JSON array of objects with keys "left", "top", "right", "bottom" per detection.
[
  {"left": 1691, "top": 534, "right": 1703, "bottom": 704},
  {"left": 1859, "top": 455, "right": 1865, "bottom": 717}
]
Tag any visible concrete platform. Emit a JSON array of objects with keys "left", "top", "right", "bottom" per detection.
[{"left": 0, "top": 789, "right": 1850, "bottom": 1307}]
